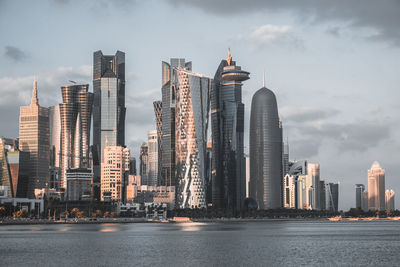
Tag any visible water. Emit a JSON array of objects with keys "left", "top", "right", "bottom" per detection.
[{"left": 1, "top": 221, "right": 400, "bottom": 266}]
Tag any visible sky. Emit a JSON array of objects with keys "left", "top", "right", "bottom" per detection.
[{"left": 1, "top": 0, "right": 399, "bottom": 210}]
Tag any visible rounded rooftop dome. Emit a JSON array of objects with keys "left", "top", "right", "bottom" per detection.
[{"left": 371, "top": 161, "right": 382, "bottom": 169}]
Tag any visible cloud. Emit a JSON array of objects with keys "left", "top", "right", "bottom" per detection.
[
  {"left": 4, "top": 46, "right": 28, "bottom": 62},
  {"left": 168, "top": 0, "right": 400, "bottom": 47},
  {"left": 238, "top": 25, "right": 303, "bottom": 50},
  {"left": 281, "top": 107, "right": 340, "bottom": 123}
]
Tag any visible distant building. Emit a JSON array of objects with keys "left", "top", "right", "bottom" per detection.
[
  {"left": 129, "top": 157, "right": 137, "bottom": 175},
  {"left": 283, "top": 174, "right": 296, "bottom": 208},
  {"left": 320, "top": 180, "right": 326, "bottom": 210},
  {"left": 66, "top": 168, "right": 93, "bottom": 201},
  {"left": 327, "top": 182, "right": 339, "bottom": 212},
  {"left": 385, "top": 189, "right": 395, "bottom": 211},
  {"left": 101, "top": 141, "right": 130, "bottom": 202},
  {"left": 19, "top": 79, "right": 50, "bottom": 198},
  {"left": 249, "top": 74, "right": 282, "bottom": 210},
  {"left": 0, "top": 186, "right": 44, "bottom": 214},
  {"left": 362, "top": 191, "right": 369, "bottom": 212},
  {"left": 147, "top": 130, "right": 158, "bottom": 186},
  {"left": 368, "top": 161, "right": 385, "bottom": 211},
  {"left": 140, "top": 142, "right": 149, "bottom": 185},
  {"left": 245, "top": 155, "right": 250, "bottom": 198},
  {"left": 49, "top": 105, "right": 61, "bottom": 188},
  {"left": 153, "top": 100, "right": 163, "bottom": 184},
  {"left": 355, "top": 184, "right": 365, "bottom": 210}
]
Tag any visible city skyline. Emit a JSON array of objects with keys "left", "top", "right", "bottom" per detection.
[{"left": 1, "top": 1, "right": 400, "bottom": 210}]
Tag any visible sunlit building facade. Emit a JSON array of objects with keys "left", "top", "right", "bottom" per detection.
[
  {"left": 59, "top": 84, "right": 93, "bottom": 189},
  {"left": 49, "top": 105, "right": 61, "bottom": 188},
  {"left": 153, "top": 100, "right": 163, "bottom": 184},
  {"left": 19, "top": 79, "right": 49, "bottom": 198},
  {"left": 140, "top": 142, "right": 149, "bottom": 185},
  {"left": 212, "top": 49, "right": 249, "bottom": 211},
  {"left": 175, "top": 68, "right": 212, "bottom": 209},
  {"left": 385, "top": 189, "right": 395, "bottom": 211},
  {"left": 368, "top": 161, "right": 385, "bottom": 211},
  {"left": 101, "top": 142, "right": 130, "bottom": 202},
  {"left": 161, "top": 58, "right": 192, "bottom": 187},
  {"left": 147, "top": 130, "right": 158, "bottom": 186}
]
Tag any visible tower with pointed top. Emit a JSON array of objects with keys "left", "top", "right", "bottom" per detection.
[
  {"left": 211, "top": 49, "right": 250, "bottom": 211},
  {"left": 368, "top": 161, "right": 385, "bottom": 211},
  {"left": 249, "top": 75, "right": 283, "bottom": 209},
  {"left": 19, "top": 79, "right": 50, "bottom": 198}
]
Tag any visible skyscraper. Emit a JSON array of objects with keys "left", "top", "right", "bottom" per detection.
[
  {"left": 327, "top": 182, "right": 339, "bottom": 212},
  {"left": 368, "top": 161, "right": 385, "bottom": 211},
  {"left": 212, "top": 49, "right": 249, "bottom": 211},
  {"left": 0, "top": 138, "right": 14, "bottom": 198},
  {"left": 385, "top": 189, "right": 395, "bottom": 211},
  {"left": 161, "top": 58, "right": 192, "bottom": 187},
  {"left": 101, "top": 141, "right": 130, "bottom": 201},
  {"left": 306, "top": 163, "right": 321, "bottom": 210},
  {"left": 174, "top": 68, "right": 211, "bottom": 209},
  {"left": 19, "top": 79, "right": 49, "bottom": 198},
  {"left": 49, "top": 105, "right": 61, "bottom": 188},
  {"left": 320, "top": 180, "right": 326, "bottom": 210},
  {"left": 249, "top": 75, "right": 282, "bottom": 210},
  {"left": 355, "top": 184, "right": 365, "bottom": 210},
  {"left": 59, "top": 84, "right": 93, "bottom": 189},
  {"left": 147, "top": 130, "right": 159, "bottom": 186},
  {"left": 153, "top": 100, "right": 163, "bottom": 184},
  {"left": 129, "top": 157, "right": 137, "bottom": 175},
  {"left": 140, "top": 142, "right": 149, "bottom": 185},
  {"left": 93, "top": 50, "right": 126, "bottom": 184}
]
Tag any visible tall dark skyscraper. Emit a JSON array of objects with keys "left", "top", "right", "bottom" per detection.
[
  {"left": 153, "top": 100, "right": 163, "bottom": 184},
  {"left": 249, "top": 78, "right": 282, "bottom": 209},
  {"left": 211, "top": 49, "right": 249, "bottom": 211},
  {"left": 161, "top": 58, "right": 192, "bottom": 187},
  {"left": 93, "top": 50, "right": 126, "bottom": 191},
  {"left": 59, "top": 84, "right": 93, "bottom": 189}
]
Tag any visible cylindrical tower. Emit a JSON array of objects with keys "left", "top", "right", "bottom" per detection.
[{"left": 249, "top": 86, "right": 282, "bottom": 209}]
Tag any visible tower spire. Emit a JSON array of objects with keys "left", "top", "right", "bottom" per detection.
[
  {"left": 227, "top": 48, "right": 232, "bottom": 66},
  {"left": 262, "top": 70, "right": 265, "bottom": 87},
  {"left": 31, "top": 77, "right": 39, "bottom": 106}
]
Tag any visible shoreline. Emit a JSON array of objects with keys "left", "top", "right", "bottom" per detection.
[{"left": 1, "top": 217, "right": 398, "bottom": 226}]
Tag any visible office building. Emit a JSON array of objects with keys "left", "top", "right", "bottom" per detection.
[
  {"left": 212, "top": 49, "right": 250, "bottom": 211},
  {"left": 249, "top": 74, "right": 282, "bottom": 210},
  {"left": 161, "top": 58, "right": 192, "bottom": 187},
  {"left": 283, "top": 174, "right": 296, "bottom": 208},
  {"left": 153, "top": 100, "right": 162, "bottom": 183},
  {"left": 140, "top": 142, "right": 149, "bottom": 185},
  {"left": 368, "top": 161, "right": 385, "bottom": 211},
  {"left": 320, "top": 180, "right": 326, "bottom": 210},
  {"left": 355, "top": 184, "right": 365, "bottom": 210},
  {"left": 245, "top": 155, "right": 250, "bottom": 198},
  {"left": 19, "top": 79, "right": 50, "bottom": 198},
  {"left": 362, "top": 191, "right": 369, "bottom": 211},
  {"left": 129, "top": 157, "right": 137, "bottom": 175},
  {"left": 59, "top": 84, "right": 93, "bottom": 189},
  {"left": 147, "top": 130, "right": 158, "bottom": 186},
  {"left": 93, "top": 50, "right": 126, "bottom": 191},
  {"left": 101, "top": 141, "right": 130, "bottom": 201},
  {"left": 327, "top": 182, "right": 339, "bottom": 212},
  {"left": 66, "top": 168, "right": 93, "bottom": 201},
  {"left": 49, "top": 105, "right": 61, "bottom": 188},
  {"left": 174, "top": 68, "right": 211, "bottom": 209},
  {"left": 385, "top": 189, "right": 395, "bottom": 211}
]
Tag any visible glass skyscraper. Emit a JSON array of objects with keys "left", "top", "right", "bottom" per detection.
[
  {"left": 161, "top": 58, "right": 192, "bottom": 187},
  {"left": 249, "top": 80, "right": 282, "bottom": 209},
  {"left": 174, "top": 68, "right": 211, "bottom": 209},
  {"left": 59, "top": 84, "right": 93, "bottom": 189},
  {"left": 211, "top": 49, "right": 249, "bottom": 211},
  {"left": 93, "top": 50, "right": 126, "bottom": 183},
  {"left": 19, "top": 79, "right": 50, "bottom": 198}
]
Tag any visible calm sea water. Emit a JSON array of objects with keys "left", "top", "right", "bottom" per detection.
[{"left": 1, "top": 221, "right": 400, "bottom": 266}]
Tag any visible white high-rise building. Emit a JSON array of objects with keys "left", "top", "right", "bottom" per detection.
[
  {"left": 368, "top": 161, "right": 385, "bottom": 211},
  {"left": 385, "top": 189, "right": 395, "bottom": 211},
  {"left": 147, "top": 130, "right": 158, "bottom": 186},
  {"left": 101, "top": 140, "right": 130, "bottom": 201}
]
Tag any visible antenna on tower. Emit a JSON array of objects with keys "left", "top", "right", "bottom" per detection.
[
  {"left": 262, "top": 70, "right": 265, "bottom": 87},
  {"left": 69, "top": 80, "right": 77, "bottom": 84}
]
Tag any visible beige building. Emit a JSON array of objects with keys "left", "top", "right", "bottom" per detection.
[
  {"left": 385, "top": 189, "right": 395, "bottom": 211},
  {"left": 19, "top": 79, "right": 49, "bottom": 198},
  {"left": 101, "top": 141, "right": 130, "bottom": 201},
  {"left": 368, "top": 161, "right": 385, "bottom": 211}
]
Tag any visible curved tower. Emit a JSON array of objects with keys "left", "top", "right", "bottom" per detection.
[{"left": 249, "top": 80, "right": 282, "bottom": 209}]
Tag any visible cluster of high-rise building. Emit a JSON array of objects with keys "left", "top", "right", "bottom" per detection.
[{"left": 355, "top": 161, "right": 395, "bottom": 211}]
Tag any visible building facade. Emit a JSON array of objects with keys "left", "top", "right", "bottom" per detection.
[
  {"left": 368, "top": 161, "right": 385, "bottom": 211},
  {"left": 249, "top": 78, "right": 282, "bottom": 210},
  {"left": 174, "top": 68, "right": 211, "bottom": 209},
  {"left": 101, "top": 142, "right": 130, "bottom": 202},
  {"left": 147, "top": 130, "right": 159, "bottom": 186},
  {"left": 161, "top": 58, "right": 192, "bottom": 187},
  {"left": 93, "top": 50, "right": 126, "bottom": 192},
  {"left": 140, "top": 142, "right": 149, "bottom": 185},
  {"left": 355, "top": 184, "right": 365, "bottom": 210},
  {"left": 59, "top": 84, "right": 93, "bottom": 189},
  {"left": 212, "top": 49, "right": 250, "bottom": 211},
  {"left": 66, "top": 168, "right": 93, "bottom": 201},
  {"left": 327, "top": 182, "right": 339, "bottom": 212},
  {"left": 49, "top": 105, "right": 61, "bottom": 188},
  {"left": 385, "top": 189, "right": 395, "bottom": 211},
  {"left": 19, "top": 79, "right": 49, "bottom": 198},
  {"left": 153, "top": 100, "right": 163, "bottom": 183}
]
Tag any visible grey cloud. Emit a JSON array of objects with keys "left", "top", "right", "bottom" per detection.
[
  {"left": 281, "top": 107, "right": 340, "bottom": 123},
  {"left": 4, "top": 46, "right": 28, "bottom": 62},
  {"left": 168, "top": 0, "right": 400, "bottom": 46}
]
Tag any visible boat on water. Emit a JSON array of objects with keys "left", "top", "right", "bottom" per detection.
[
  {"left": 328, "top": 216, "right": 342, "bottom": 221},
  {"left": 170, "top": 217, "right": 192, "bottom": 223}
]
